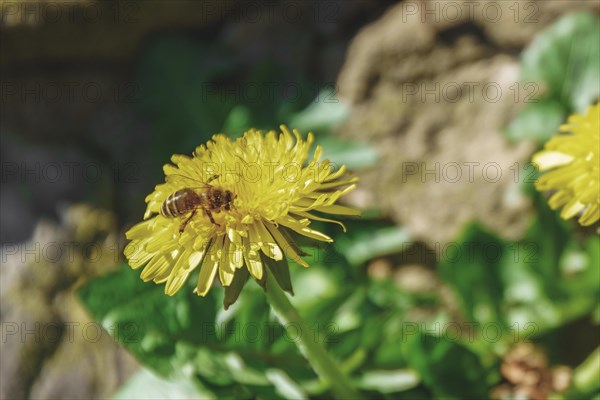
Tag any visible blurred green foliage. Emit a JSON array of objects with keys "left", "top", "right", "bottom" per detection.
[
  {"left": 78, "top": 15, "right": 599, "bottom": 399},
  {"left": 505, "top": 12, "right": 600, "bottom": 143}
]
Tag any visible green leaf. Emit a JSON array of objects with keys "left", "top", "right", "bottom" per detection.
[
  {"left": 219, "top": 284, "right": 273, "bottom": 352},
  {"left": 438, "top": 189, "right": 598, "bottom": 338},
  {"left": 523, "top": 193, "right": 571, "bottom": 296},
  {"left": 403, "top": 333, "right": 489, "bottom": 399},
  {"left": 77, "top": 263, "right": 152, "bottom": 318},
  {"left": 288, "top": 87, "right": 350, "bottom": 133},
  {"left": 504, "top": 99, "right": 566, "bottom": 142},
  {"left": 506, "top": 12, "right": 600, "bottom": 143},
  {"left": 514, "top": 193, "right": 597, "bottom": 328},
  {"left": 556, "top": 235, "right": 600, "bottom": 323},
  {"left": 316, "top": 135, "right": 380, "bottom": 170},
  {"left": 78, "top": 265, "right": 218, "bottom": 375},
  {"left": 521, "top": 12, "right": 600, "bottom": 113},
  {"left": 337, "top": 226, "right": 411, "bottom": 267},
  {"left": 438, "top": 224, "right": 507, "bottom": 327}
]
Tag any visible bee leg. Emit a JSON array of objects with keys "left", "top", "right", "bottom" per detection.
[
  {"left": 207, "top": 174, "right": 219, "bottom": 183},
  {"left": 179, "top": 209, "right": 197, "bottom": 233},
  {"left": 203, "top": 208, "right": 220, "bottom": 226}
]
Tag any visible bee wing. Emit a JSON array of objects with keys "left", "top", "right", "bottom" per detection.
[{"left": 166, "top": 173, "right": 214, "bottom": 188}]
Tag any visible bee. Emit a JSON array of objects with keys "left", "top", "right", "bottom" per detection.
[{"left": 160, "top": 174, "right": 235, "bottom": 233}]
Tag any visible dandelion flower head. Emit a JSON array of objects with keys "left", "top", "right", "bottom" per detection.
[
  {"left": 532, "top": 102, "right": 599, "bottom": 226},
  {"left": 124, "top": 126, "right": 359, "bottom": 304}
]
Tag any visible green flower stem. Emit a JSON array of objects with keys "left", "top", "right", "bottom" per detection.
[{"left": 264, "top": 272, "right": 359, "bottom": 399}]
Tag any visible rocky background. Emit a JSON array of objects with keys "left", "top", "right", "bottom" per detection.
[
  {"left": 336, "top": 0, "right": 600, "bottom": 244},
  {"left": 1, "top": 0, "right": 599, "bottom": 398}
]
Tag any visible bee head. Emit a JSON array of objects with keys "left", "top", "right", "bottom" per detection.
[{"left": 224, "top": 191, "right": 235, "bottom": 210}]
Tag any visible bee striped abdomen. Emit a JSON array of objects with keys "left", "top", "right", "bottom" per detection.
[{"left": 161, "top": 189, "right": 201, "bottom": 218}]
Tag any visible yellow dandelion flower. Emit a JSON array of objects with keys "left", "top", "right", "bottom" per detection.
[
  {"left": 532, "top": 102, "right": 600, "bottom": 226},
  {"left": 124, "top": 126, "right": 359, "bottom": 306}
]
